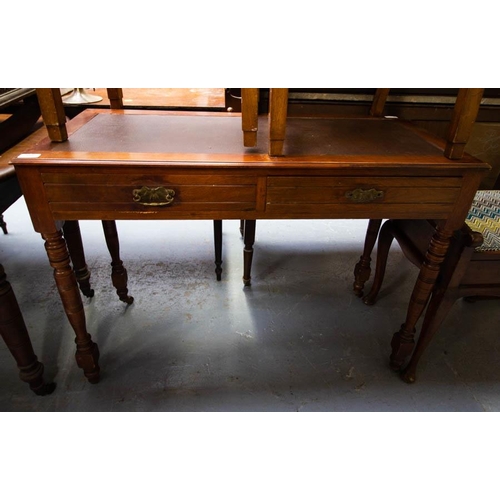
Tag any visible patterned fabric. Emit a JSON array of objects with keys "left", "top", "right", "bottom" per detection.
[{"left": 466, "top": 190, "right": 500, "bottom": 252}]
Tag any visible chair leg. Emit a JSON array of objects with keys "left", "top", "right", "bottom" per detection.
[
  {"left": 363, "top": 220, "right": 395, "bottom": 305},
  {"left": 214, "top": 220, "right": 222, "bottom": 281},
  {"left": 269, "top": 88, "right": 289, "bottom": 156},
  {"left": 241, "top": 88, "right": 259, "bottom": 147},
  {"left": 62, "top": 220, "right": 94, "bottom": 298},
  {"left": 239, "top": 220, "right": 245, "bottom": 237},
  {"left": 243, "top": 220, "right": 256, "bottom": 286},
  {"left": 101, "top": 220, "right": 134, "bottom": 304},
  {"left": 0, "top": 262, "right": 56, "bottom": 395},
  {"left": 0, "top": 214, "right": 7, "bottom": 234},
  {"left": 353, "top": 219, "right": 382, "bottom": 297},
  {"left": 400, "top": 288, "right": 457, "bottom": 383}
]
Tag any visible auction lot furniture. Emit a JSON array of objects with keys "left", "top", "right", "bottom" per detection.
[{"left": 12, "top": 108, "right": 489, "bottom": 384}]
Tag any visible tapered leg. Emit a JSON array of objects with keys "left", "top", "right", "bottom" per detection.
[
  {"left": 400, "top": 288, "right": 457, "bottom": 383},
  {"left": 269, "top": 88, "right": 289, "bottom": 156},
  {"left": 62, "top": 220, "right": 94, "bottom": 298},
  {"left": 36, "top": 88, "right": 68, "bottom": 142},
  {"left": 243, "top": 220, "right": 256, "bottom": 286},
  {"left": 353, "top": 219, "right": 382, "bottom": 297},
  {"left": 390, "top": 225, "right": 453, "bottom": 371},
  {"left": 42, "top": 230, "right": 100, "bottom": 383},
  {"left": 363, "top": 220, "right": 395, "bottom": 305},
  {"left": 102, "top": 220, "right": 134, "bottom": 304},
  {"left": 239, "top": 220, "right": 245, "bottom": 237},
  {"left": 106, "top": 88, "right": 124, "bottom": 109},
  {"left": 0, "top": 263, "right": 56, "bottom": 395},
  {"left": 213, "top": 220, "right": 223, "bottom": 281},
  {"left": 241, "top": 88, "right": 259, "bottom": 147}
]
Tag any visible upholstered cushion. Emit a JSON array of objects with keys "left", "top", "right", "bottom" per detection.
[{"left": 466, "top": 190, "right": 500, "bottom": 252}]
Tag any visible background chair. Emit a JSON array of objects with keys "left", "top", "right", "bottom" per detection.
[{"left": 361, "top": 189, "right": 500, "bottom": 383}]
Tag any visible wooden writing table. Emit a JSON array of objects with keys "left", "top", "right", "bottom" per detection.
[{"left": 12, "top": 109, "right": 490, "bottom": 384}]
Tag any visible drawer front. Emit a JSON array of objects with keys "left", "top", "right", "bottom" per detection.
[
  {"left": 266, "top": 176, "right": 463, "bottom": 218},
  {"left": 42, "top": 172, "right": 257, "bottom": 218}
]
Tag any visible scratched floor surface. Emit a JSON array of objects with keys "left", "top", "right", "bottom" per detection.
[{"left": 1, "top": 198, "right": 500, "bottom": 411}]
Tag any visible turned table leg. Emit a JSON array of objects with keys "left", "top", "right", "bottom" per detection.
[
  {"left": 353, "top": 219, "right": 382, "bottom": 297},
  {"left": 213, "top": 220, "right": 222, "bottom": 281},
  {"left": 42, "top": 230, "right": 100, "bottom": 383},
  {"left": 62, "top": 220, "right": 95, "bottom": 298},
  {"left": 243, "top": 220, "right": 256, "bottom": 286},
  {"left": 0, "top": 263, "right": 56, "bottom": 395},
  {"left": 390, "top": 225, "right": 453, "bottom": 371},
  {"left": 101, "top": 220, "right": 134, "bottom": 304}
]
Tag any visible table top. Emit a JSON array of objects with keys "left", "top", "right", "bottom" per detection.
[
  {"left": 12, "top": 108, "right": 490, "bottom": 233},
  {"left": 13, "top": 109, "right": 489, "bottom": 172}
]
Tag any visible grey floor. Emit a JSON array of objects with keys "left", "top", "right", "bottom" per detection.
[{"left": 1, "top": 198, "right": 500, "bottom": 411}]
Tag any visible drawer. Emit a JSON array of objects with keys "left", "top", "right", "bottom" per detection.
[
  {"left": 41, "top": 172, "right": 258, "bottom": 217},
  {"left": 266, "top": 176, "right": 463, "bottom": 218}
]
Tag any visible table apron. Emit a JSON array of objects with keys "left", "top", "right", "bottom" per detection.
[{"left": 40, "top": 170, "right": 465, "bottom": 222}]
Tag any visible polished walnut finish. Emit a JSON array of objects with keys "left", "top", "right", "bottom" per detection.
[{"left": 12, "top": 109, "right": 489, "bottom": 385}]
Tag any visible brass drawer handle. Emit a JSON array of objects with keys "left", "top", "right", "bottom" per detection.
[
  {"left": 345, "top": 188, "right": 384, "bottom": 203},
  {"left": 132, "top": 186, "right": 176, "bottom": 206}
]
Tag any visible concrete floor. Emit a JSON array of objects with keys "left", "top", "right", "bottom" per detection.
[{"left": 1, "top": 198, "right": 500, "bottom": 411}]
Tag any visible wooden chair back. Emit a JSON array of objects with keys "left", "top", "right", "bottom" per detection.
[{"left": 36, "top": 88, "right": 123, "bottom": 142}]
